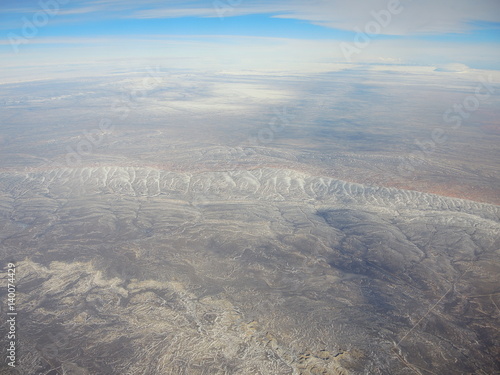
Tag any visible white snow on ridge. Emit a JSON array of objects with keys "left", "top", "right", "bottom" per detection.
[{"left": 1, "top": 166, "right": 498, "bottom": 222}]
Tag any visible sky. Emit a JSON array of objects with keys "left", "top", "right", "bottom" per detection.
[{"left": 0, "top": 0, "right": 499, "bottom": 77}]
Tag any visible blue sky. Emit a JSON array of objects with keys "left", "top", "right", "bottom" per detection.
[{"left": 0, "top": 0, "right": 499, "bottom": 73}]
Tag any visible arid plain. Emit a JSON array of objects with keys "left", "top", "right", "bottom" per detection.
[{"left": 0, "top": 67, "right": 499, "bottom": 374}]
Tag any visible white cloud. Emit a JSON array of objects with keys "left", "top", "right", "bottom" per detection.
[
  {"left": 4, "top": 0, "right": 498, "bottom": 39},
  {"left": 1, "top": 33, "right": 499, "bottom": 77},
  {"left": 131, "top": 7, "right": 221, "bottom": 19},
  {"left": 279, "top": 0, "right": 500, "bottom": 34},
  {"left": 123, "top": 0, "right": 500, "bottom": 35},
  {"left": 56, "top": 6, "right": 104, "bottom": 16},
  {"left": 434, "top": 63, "right": 470, "bottom": 73},
  {"left": 4, "top": 0, "right": 499, "bottom": 36}
]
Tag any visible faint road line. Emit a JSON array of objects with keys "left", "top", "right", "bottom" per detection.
[
  {"left": 391, "top": 266, "right": 473, "bottom": 374},
  {"left": 396, "top": 266, "right": 471, "bottom": 347}
]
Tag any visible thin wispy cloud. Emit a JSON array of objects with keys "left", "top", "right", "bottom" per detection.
[
  {"left": 4, "top": 0, "right": 499, "bottom": 35},
  {"left": 56, "top": 6, "right": 104, "bottom": 16},
  {"left": 34, "top": 0, "right": 500, "bottom": 36},
  {"left": 131, "top": 8, "right": 224, "bottom": 19},
  {"left": 270, "top": 0, "right": 500, "bottom": 35}
]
